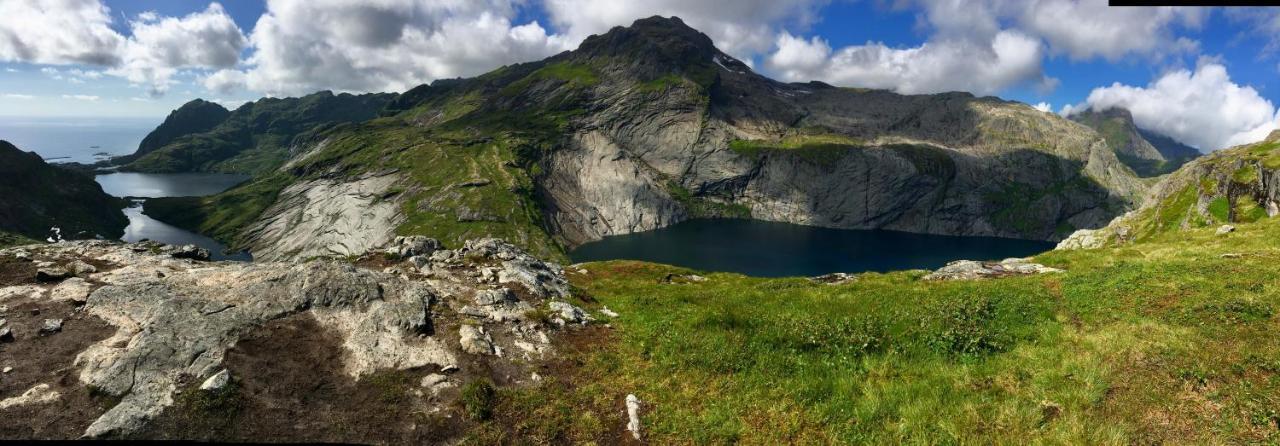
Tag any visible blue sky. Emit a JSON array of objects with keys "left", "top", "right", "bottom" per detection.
[{"left": 2, "top": 1, "right": 1279, "bottom": 150}]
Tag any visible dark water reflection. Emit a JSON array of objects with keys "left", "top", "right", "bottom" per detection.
[{"left": 569, "top": 219, "right": 1055, "bottom": 277}]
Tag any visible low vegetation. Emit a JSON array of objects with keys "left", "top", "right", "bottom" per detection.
[{"left": 469, "top": 213, "right": 1280, "bottom": 443}]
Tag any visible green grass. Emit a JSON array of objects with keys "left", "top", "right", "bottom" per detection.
[
  {"left": 477, "top": 215, "right": 1280, "bottom": 444},
  {"left": 729, "top": 133, "right": 862, "bottom": 167},
  {"left": 0, "top": 230, "right": 38, "bottom": 248},
  {"left": 666, "top": 181, "right": 751, "bottom": 219}
]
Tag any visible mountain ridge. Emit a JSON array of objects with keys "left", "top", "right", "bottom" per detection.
[{"left": 142, "top": 16, "right": 1147, "bottom": 261}]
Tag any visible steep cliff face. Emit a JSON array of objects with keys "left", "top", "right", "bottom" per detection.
[
  {"left": 531, "top": 17, "right": 1145, "bottom": 246},
  {"left": 147, "top": 16, "right": 1148, "bottom": 261},
  {"left": 0, "top": 141, "right": 126, "bottom": 242},
  {"left": 1070, "top": 107, "right": 1200, "bottom": 177}
]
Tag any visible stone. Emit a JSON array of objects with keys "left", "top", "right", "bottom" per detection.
[
  {"left": 810, "top": 272, "right": 856, "bottom": 285},
  {"left": 626, "top": 394, "right": 643, "bottom": 440},
  {"left": 2, "top": 367, "right": 10, "bottom": 373},
  {"left": 1055, "top": 228, "right": 1105, "bottom": 250},
  {"left": 35, "top": 267, "right": 70, "bottom": 282},
  {"left": 200, "top": 369, "right": 230, "bottom": 391},
  {"left": 68, "top": 260, "right": 97, "bottom": 276},
  {"left": 1216, "top": 225, "right": 1236, "bottom": 236},
  {"left": 0, "top": 384, "right": 61, "bottom": 410},
  {"left": 50, "top": 277, "right": 93, "bottom": 304},
  {"left": 599, "top": 307, "right": 619, "bottom": 318},
  {"left": 170, "top": 244, "right": 211, "bottom": 261},
  {"left": 924, "top": 258, "right": 1063, "bottom": 281},
  {"left": 386, "top": 236, "right": 442, "bottom": 259},
  {"left": 458, "top": 324, "right": 494, "bottom": 355},
  {"left": 1221, "top": 253, "right": 1244, "bottom": 259},
  {"left": 39, "top": 318, "right": 63, "bottom": 335},
  {"left": 474, "top": 288, "right": 514, "bottom": 306},
  {"left": 0, "top": 326, "right": 13, "bottom": 342},
  {"left": 548, "top": 301, "right": 591, "bottom": 325}
]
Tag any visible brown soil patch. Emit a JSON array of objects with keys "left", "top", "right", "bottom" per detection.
[
  {"left": 134, "top": 313, "right": 469, "bottom": 444},
  {"left": 0, "top": 297, "right": 120, "bottom": 439},
  {"left": 0, "top": 255, "right": 37, "bottom": 287}
]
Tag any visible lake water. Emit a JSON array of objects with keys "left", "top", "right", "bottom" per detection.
[
  {"left": 96, "top": 172, "right": 250, "bottom": 198},
  {"left": 569, "top": 219, "right": 1056, "bottom": 277},
  {"left": 97, "top": 172, "right": 253, "bottom": 261}
]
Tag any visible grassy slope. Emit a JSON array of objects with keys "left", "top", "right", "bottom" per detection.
[{"left": 474, "top": 216, "right": 1280, "bottom": 444}]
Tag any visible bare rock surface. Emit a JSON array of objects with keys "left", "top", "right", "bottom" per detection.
[
  {"left": 0, "top": 237, "right": 584, "bottom": 439},
  {"left": 924, "top": 258, "right": 1063, "bottom": 281}
]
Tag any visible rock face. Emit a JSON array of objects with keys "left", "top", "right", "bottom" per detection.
[
  {"left": 1070, "top": 107, "right": 1200, "bottom": 177},
  {"left": 1067, "top": 130, "right": 1280, "bottom": 248},
  {"left": 240, "top": 174, "right": 404, "bottom": 261},
  {"left": 0, "top": 238, "right": 583, "bottom": 438},
  {"left": 0, "top": 140, "right": 127, "bottom": 242}
]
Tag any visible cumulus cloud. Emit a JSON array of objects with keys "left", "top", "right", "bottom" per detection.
[
  {"left": 1032, "top": 102, "right": 1051, "bottom": 113},
  {"left": 1072, "top": 62, "right": 1279, "bottom": 151},
  {"left": 202, "top": 68, "right": 248, "bottom": 94},
  {"left": 111, "top": 3, "right": 247, "bottom": 95},
  {"left": 766, "top": 30, "right": 1051, "bottom": 95},
  {"left": 0, "top": 0, "right": 124, "bottom": 65},
  {"left": 61, "top": 94, "right": 100, "bottom": 101},
  {"left": 232, "top": 0, "right": 572, "bottom": 96}
]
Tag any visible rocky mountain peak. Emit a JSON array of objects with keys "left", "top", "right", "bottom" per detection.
[{"left": 573, "top": 16, "right": 745, "bottom": 77}]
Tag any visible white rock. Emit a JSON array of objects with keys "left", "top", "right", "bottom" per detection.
[
  {"left": 199, "top": 369, "right": 230, "bottom": 391},
  {"left": 625, "top": 394, "right": 642, "bottom": 440},
  {"left": 599, "top": 307, "right": 619, "bottom": 318},
  {"left": 458, "top": 324, "right": 495, "bottom": 355},
  {"left": 0, "top": 383, "right": 61, "bottom": 409},
  {"left": 1216, "top": 224, "right": 1236, "bottom": 235}
]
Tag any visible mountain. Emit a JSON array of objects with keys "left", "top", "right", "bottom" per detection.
[
  {"left": 123, "top": 91, "right": 395, "bottom": 175},
  {"left": 117, "top": 99, "right": 230, "bottom": 164},
  {"left": 0, "top": 140, "right": 127, "bottom": 244},
  {"left": 145, "top": 16, "right": 1147, "bottom": 261},
  {"left": 1058, "top": 129, "right": 1280, "bottom": 248},
  {"left": 1070, "top": 107, "right": 1200, "bottom": 177}
]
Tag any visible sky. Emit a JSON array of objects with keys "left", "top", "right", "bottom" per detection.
[{"left": 2, "top": 1, "right": 1280, "bottom": 151}]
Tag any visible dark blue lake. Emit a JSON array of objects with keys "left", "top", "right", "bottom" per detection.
[{"left": 568, "top": 219, "right": 1055, "bottom": 277}]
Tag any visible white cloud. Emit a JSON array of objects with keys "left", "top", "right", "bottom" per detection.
[
  {"left": 1010, "top": 0, "right": 1203, "bottom": 61},
  {"left": 61, "top": 94, "right": 100, "bottom": 101},
  {"left": 202, "top": 68, "right": 248, "bottom": 94},
  {"left": 1073, "top": 62, "right": 1279, "bottom": 151},
  {"left": 1032, "top": 102, "right": 1051, "bottom": 113},
  {"left": 3, "top": 93, "right": 35, "bottom": 99},
  {"left": 235, "top": 0, "right": 571, "bottom": 96},
  {"left": 765, "top": 30, "right": 1050, "bottom": 95},
  {"left": 0, "top": 0, "right": 124, "bottom": 65},
  {"left": 111, "top": 3, "right": 247, "bottom": 95}
]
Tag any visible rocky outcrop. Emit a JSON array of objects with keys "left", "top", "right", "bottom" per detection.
[
  {"left": 923, "top": 258, "right": 1063, "bottom": 281},
  {"left": 240, "top": 173, "right": 404, "bottom": 261},
  {"left": 1070, "top": 107, "right": 1201, "bottom": 177},
  {"left": 1062, "top": 130, "right": 1280, "bottom": 248},
  {"left": 0, "top": 237, "right": 588, "bottom": 438}
]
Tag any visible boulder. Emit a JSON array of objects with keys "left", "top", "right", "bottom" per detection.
[
  {"left": 626, "top": 394, "right": 643, "bottom": 440},
  {"left": 1055, "top": 228, "right": 1105, "bottom": 250},
  {"left": 1216, "top": 225, "right": 1236, "bottom": 235},
  {"left": 170, "top": 244, "right": 211, "bottom": 261},
  {"left": 386, "top": 236, "right": 441, "bottom": 259},
  {"left": 548, "top": 301, "right": 591, "bottom": 325},
  {"left": 458, "top": 324, "right": 495, "bottom": 355},
  {"left": 0, "top": 326, "right": 13, "bottom": 342},
  {"left": 35, "top": 267, "right": 70, "bottom": 282},
  {"left": 68, "top": 260, "right": 97, "bottom": 276},
  {"left": 0, "top": 384, "right": 60, "bottom": 410},
  {"left": 810, "top": 272, "right": 857, "bottom": 285}
]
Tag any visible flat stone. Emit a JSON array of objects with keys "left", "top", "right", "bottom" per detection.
[
  {"left": 199, "top": 369, "right": 230, "bottom": 391},
  {"left": 68, "top": 260, "right": 97, "bottom": 276},
  {"left": 1216, "top": 225, "right": 1236, "bottom": 235},
  {"left": 36, "top": 267, "right": 71, "bottom": 282},
  {"left": 458, "top": 324, "right": 494, "bottom": 355},
  {"left": 0, "top": 326, "right": 13, "bottom": 342}
]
